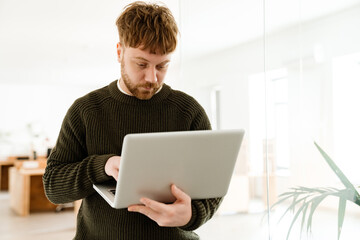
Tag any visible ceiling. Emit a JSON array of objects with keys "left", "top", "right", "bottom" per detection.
[
  {"left": 1, "top": 0, "right": 359, "bottom": 56},
  {"left": 0, "top": 0, "right": 359, "bottom": 86},
  {"left": 179, "top": 0, "right": 360, "bottom": 57}
]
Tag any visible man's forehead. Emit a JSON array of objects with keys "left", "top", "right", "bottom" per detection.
[{"left": 125, "top": 46, "right": 172, "bottom": 62}]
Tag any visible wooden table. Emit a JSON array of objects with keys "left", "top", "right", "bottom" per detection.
[
  {"left": 0, "top": 159, "right": 15, "bottom": 190},
  {"left": 9, "top": 167, "right": 57, "bottom": 216}
]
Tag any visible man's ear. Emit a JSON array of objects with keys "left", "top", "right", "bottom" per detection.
[{"left": 116, "top": 42, "right": 122, "bottom": 63}]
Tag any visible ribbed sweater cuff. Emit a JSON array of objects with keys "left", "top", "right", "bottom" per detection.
[
  {"left": 87, "top": 154, "right": 117, "bottom": 183},
  {"left": 179, "top": 202, "right": 198, "bottom": 231}
]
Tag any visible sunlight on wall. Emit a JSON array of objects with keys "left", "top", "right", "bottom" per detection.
[
  {"left": 248, "top": 68, "right": 289, "bottom": 174},
  {"left": 333, "top": 52, "right": 360, "bottom": 184}
]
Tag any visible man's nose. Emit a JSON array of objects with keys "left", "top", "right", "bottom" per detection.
[{"left": 144, "top": 67, "right": 157, "bottom": 83}]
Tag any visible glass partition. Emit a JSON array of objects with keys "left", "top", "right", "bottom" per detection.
[
  {"left": 178, "top": 0, "right": 360, "bottom": 239},
  {"left": 179, "top": 0, "right": 270, "bottom": 239},
  {"left": 1, "top": 0, "right": 360, "bottom": 239},
  {"left": 264, "top": 0, "right": 360, "bottom": 239}
]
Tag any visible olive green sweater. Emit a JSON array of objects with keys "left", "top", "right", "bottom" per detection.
[{"left": 43, "top": 80, "right": 222, "bottom": 240}]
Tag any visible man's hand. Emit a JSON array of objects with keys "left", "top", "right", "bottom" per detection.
[
  {"left": 105, "top": 156, "right": 121, "bottom": 181},
  {"left": 128, "top": 184, "right": 192, "bottom": 227}
]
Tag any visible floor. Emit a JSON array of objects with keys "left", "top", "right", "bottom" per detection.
[
  {"left": 1, "top": 191, "right": 359, "bottom": 240},
  {"left": 0, "top": 191, "right": 73, "bottom": 240}
]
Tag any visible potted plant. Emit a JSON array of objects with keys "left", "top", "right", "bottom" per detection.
[{"left": 271, "top": 142, "right": 360, "bottom": 240}]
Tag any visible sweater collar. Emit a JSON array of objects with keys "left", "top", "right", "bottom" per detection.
[
  {"left": 116, "top": 79, "right": 163, "bottom": 96},
  {"left": 109, "top": 80, "right": 171, "bottom": 105}
]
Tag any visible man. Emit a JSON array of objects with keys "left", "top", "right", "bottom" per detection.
[{"left": 43, "top": 2, "right": 222, "bottom": 239}]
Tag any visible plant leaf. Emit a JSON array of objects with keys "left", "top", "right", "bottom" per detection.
[
  {"left": 286, "top": 201, "right": 309, "bottom": 240},
  {"left": 314, "top": 142, "right": 360, "bottom": 205},
  {"left": 300, "top": 200, "right": 310, "bottom": 239},
  {"left": 271, "top": 192, "right": 298, "bottom": 210},
  {"left": 297, "top": 186, "right": 327, "bottom": 194},
  {"left": 338, "top": 197, "right": 346, "bottom": 240},
  {"left": 307, "top": 194, "right": 328, "bottom": 234},
  {"left": 333, "top": 189, "right": 359, "bottom": 203},
  {"left": 279, "top": 194, "right": 310, "bottom": 223}
]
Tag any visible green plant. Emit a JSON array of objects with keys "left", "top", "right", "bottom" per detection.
[{"left": 271, "top": 142, "right": 360, "bottom": 240}]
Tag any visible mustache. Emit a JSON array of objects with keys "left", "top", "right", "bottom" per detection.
[{"left": 139, "top": 83, "right": 159, "bottom": 89}]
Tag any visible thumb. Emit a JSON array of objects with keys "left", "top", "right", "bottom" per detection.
[{"left": 171, "top": 184, "right": 190, "bottom": 202}]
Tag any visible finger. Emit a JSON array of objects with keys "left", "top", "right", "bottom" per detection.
[
  {"left": 128, "top": 205, "right": 159, "bottom": 222},
  {"left": 171, "top": 184, "right": 190, "bottom": 202},
  {"left": 113, "top": 169, "right": 119, "bottom": 181},
  {"left": 140, "top": 197, "right": 167, "bottom": 212},
  {"left": 128, "top": 204, "right": 147, "bottom": 214}
]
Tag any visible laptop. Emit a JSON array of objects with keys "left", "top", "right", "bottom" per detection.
[{"left": 93, "top": 129, "right": 245, "bottom": 209}]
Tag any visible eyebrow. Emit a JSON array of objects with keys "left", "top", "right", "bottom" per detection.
[{"left": 133, "top": 57, "right": 170, "bottom": 65}]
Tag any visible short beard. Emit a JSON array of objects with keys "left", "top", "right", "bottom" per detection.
[{"left": 121, "top": 59, "right": 161, "bottom": 100}]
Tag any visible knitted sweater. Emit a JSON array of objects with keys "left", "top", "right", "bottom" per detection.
[{"left": 43, "top": 80, "right": 222, "bottom": 240}]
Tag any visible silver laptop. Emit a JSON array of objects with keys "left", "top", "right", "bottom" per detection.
[{"left": 93, "top": 129, "right": 244, "bottom": 209}]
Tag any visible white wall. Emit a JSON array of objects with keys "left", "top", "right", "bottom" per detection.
[
  {"left": 0, "top": 0, "right": 182, "bottom": 156},
  {"left": 180, "top": 4, "right": 360, "bottom": 189},
  {"left": 1, "top": 1, "right": 360, "bottom": 211}
]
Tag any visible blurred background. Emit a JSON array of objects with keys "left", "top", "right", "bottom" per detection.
[{"left": 1, "top": 0, "right": 360, "bottom": 239}]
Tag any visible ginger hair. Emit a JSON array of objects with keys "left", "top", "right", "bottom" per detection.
[{"left": 116, "top": 1, "right": 178, "bottom": 54}]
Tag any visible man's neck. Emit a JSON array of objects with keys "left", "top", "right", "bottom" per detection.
[
  {"left": 117, "top": 79, "right": 163, "bottom": 96},
  {"left": 117, "top": 79, "right": 132, "bottom": 96}
]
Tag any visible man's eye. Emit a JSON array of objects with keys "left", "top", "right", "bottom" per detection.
[
  {"left": 157, "top": 65, "right": 167, "bottom": 70},
  {"left": 137, "top": 63, "right": 147, "bottom": 68}
]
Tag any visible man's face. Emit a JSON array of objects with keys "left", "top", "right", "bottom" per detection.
[{"left": 117, "top": 43, "right": 172, "bottom": 100}]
